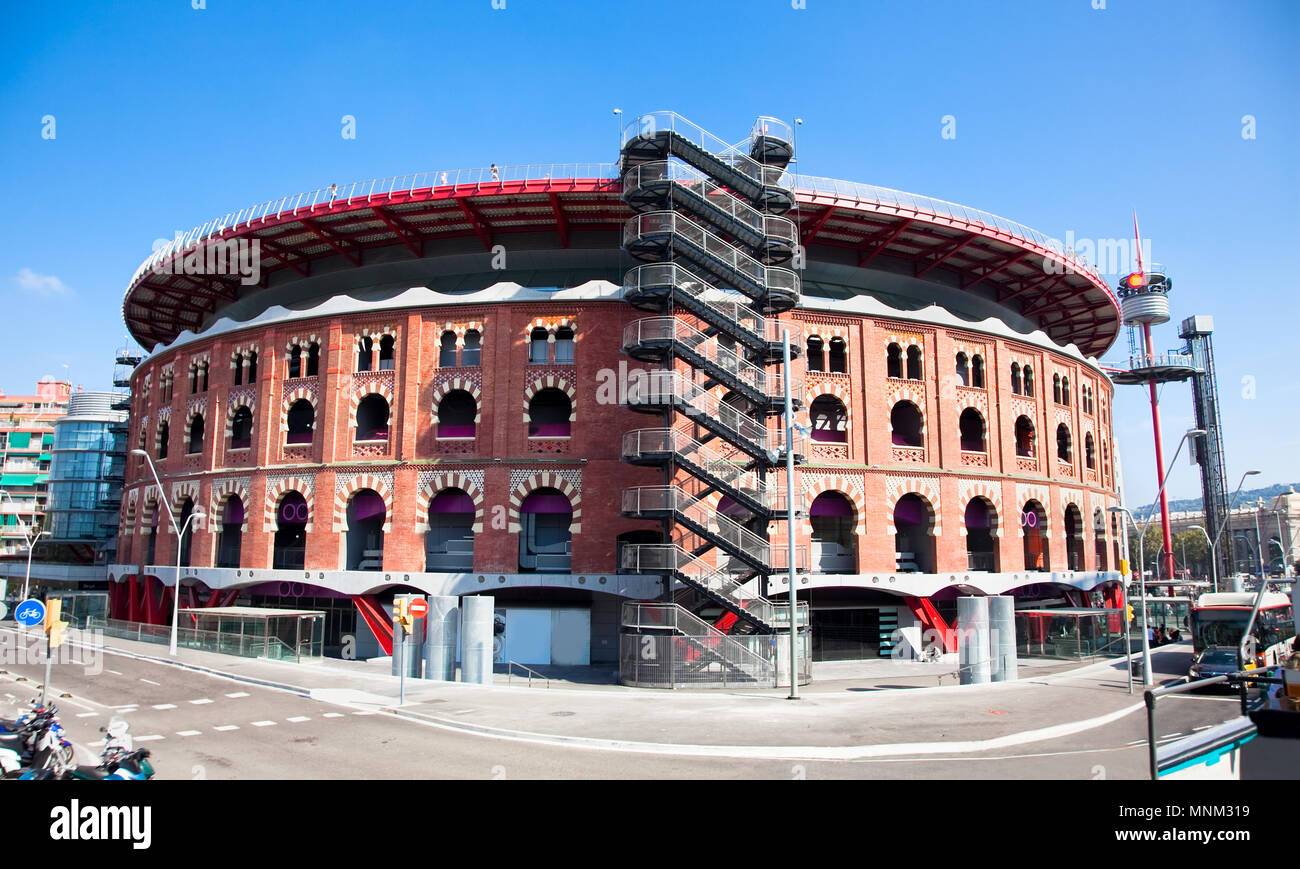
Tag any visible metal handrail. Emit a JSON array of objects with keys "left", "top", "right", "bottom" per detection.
[
  {"left": 622, "top": 370, "right": 802, "bottom": 455},
  {"left": 624, "top": 211, "right": 800, "bottom": 298},
  {"left": 622, "top": 161, "right": 797, "bottom": 244},
  {"left": 620, "top": 111, "right": 790, "bottom": 189},
  {"left": 622, "top": 485, "right": 803, "bottom": 567},
  {"left": 622, "top": 602, "right": 775, "bottom": 680},
  {"left": 504, "top": 660, "right": 550, "bottom": 689},
  {"left": 622, "top": 317, "right": 795, "bottom": 399},
  {"left": 622, "top": 263, "right": 804, "bottom": 348},
  {"left": 621, "top": 428, "right": 795, "bottom": 512}
]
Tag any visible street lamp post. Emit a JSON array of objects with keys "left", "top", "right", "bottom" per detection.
[
  {"left": 1274, "top": 496, "right": 1289, "bottom": 578},
  {"left": 0, "top": 489, "right": 49, "bottom": 603},
  {"left": 1188, "top": 525, "right": 1216, "bottom": 596},
  {"left": 1214, "top": 470, "right": 1261, "bottom": 591},
  {"left": 1253, "top": 499, "right": 1267, "bottom": 580},
  {"left": 1109, "top": 427, "right": 1206, "bottom": 687},
  {"left": 131, "top": 449, "right": 205, "bottom": 655}
]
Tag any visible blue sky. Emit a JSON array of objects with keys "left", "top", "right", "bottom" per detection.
[{"left": 1, "top": 0, "right": 1296, "bottom": 506}]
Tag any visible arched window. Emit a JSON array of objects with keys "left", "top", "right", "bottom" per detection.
[
  {"left": 529, "top": 328, "right": 549, "bottom": 364},
  {"left": 518, "top": 488, "right": 572, "bottom": 572},
  {"left": 528, "top": 388, "right": 571, "bottom": 437},
  {"left": 1064, "top": 504, "right": 1084, "bottom": 570},
  {"left": 426, "top": 488, "right": 474, "bottom": 571},
  {"left": 146, "top": 502, "right": 158, "bottom": 565},
  {"left": 1094, "top": 508, "right": 1109, "bottom": 571},
  {"left": 288, "top": 346, "right": 302, "bottom": 379},
  {"left": 894, "top": 493, "right": 935, "bottom": 574},
  {"left": 828, "top": 337, "right": 847, "bottom": 374},
  {"left": 886, "top": 343, "right": 902, "bottom": 379},
  {"left": 1015, "top": 416, "right": 1035, "bottom": 457},
  {"left": 379, "top": 335, "right": 395, "bottom": 371},
  {"left": 345, "top": 489, "right": 385, "bottom": 571},
  {"left": 1057, "top": 424, "right": 1072, "bottom": 462},
  {"left": 306, "top": 343, "right": 320, "bottom": 377},
  {"left": 1053, "top": 374, "right": 1062, "bottom": 404},
  {"left": 809, "top": 395, "right": 848, "bottom": 443},
  {"left": 177, "top": 498, "right": 195, "bottom": 567},
  {"left": 229, "top": 407, "right": 253, "bottom": 449},
  {"left": 439, "top": 331, "right": 458, "bottom": 367},
  {"left": 157, "top": 421, "right": 169, "bottom": 459},
  {"left": 357, "top": 336, "right": 373, "bottom": 372},
  {"left": 890, "top": 401, "right": 923, "bottom": 447},
  {"left": 355, "top": 395, "right": 390, "bottom": 441},
  {"left": 959, "top": 408, "right": 986, "bottom": 452},
  {"left": 187, "top": 414, "right": 204, "bottom": 454},
  {"left": 1023, "top": 500, "right": 1049, "bottom": 571},
  {"left": 1061, "top": 376, "right": 1070, "bottom": 407},
  {"left": 286, "top": 399, "right": 315, "bottom": 444},
  {"left": 554, "top": 326, "right": 575, "bottom": 364},
  {"left": 463, "top": 330, "right": 481, "bottom": 367},
  {"left": 1010, "top": 363, "right": 1022, "bottom": 395},
  {"left": 906, "top": 345, "right": 923, "bottom": 381},
  {"left": 810, "top": 491, "right": 855, "bottom": 573},
  {"left": 216, "top": 495, "right": 243, "bottom": 568},
  {"left": 200, "top": 364, "right": 208, "bottom": 392},
  {"left": 233, "top": 354, "right": 243, "bottom": 386},
  {"left": 955, "top": 352, "right": 969, "bottom": 386},
  {"left": 1085, "top": 432, "right": 1095, "bottom": 469},
  {"left": 246, "top": 351, "right": 257, "bottom": 382},
  {"left": 272, "top": 491, "right": 308, "bottom": 570},
  {"left": 806, "top": 336, "right": 825, "bottom": 372},
  {"left": 1024, "top": 365, "right": 1034, "bottom": 397},
  {"left": 971, "top": 355, "right": 984, "bottom": 388},
  {"left": 188, "top": 367, "right": 197, "bottom": 395},
  {"left": 965, "top": 498, "right": 998, "bottom": 571},
  {"left": 436, "top": 390, "right": 477, "bottom": 438}
]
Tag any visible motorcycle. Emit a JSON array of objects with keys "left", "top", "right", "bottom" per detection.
[
  {"left": 21, "top": 717, "right": 154, "bottom": 781},
  {"left": 0, "top": 701, "right": 73, "bottom": 771}
]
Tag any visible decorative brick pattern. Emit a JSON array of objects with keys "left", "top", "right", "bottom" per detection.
[
  {"left": 522, "top": 375, "right": 577, "bottom": 423},
  {"left": 507, "top": 470, "right": 582, "bottom": 534},
  {"left": 430, "top": 378, "right": 483, "bottom": 424},
  {"left": 957, "top": 479, "right": 1004, "bottom": 537},
  {"left": 333, "top": 471, "right": 395, "bottom": 532},
  {"left": 883, "top": 475, "right": 942, "bottom": 536},
  {"left": 263, "top": 475, "right": 315, "bottom": 532},
  {"left": 414, "top": 471, "right": 486, "bottom": 533},
  {"left": 208, "top": 477, "right": 251, "bottom": 532}
]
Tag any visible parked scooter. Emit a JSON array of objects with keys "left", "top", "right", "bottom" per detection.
[
  {"left": 0, "top": 701, "right": 73, "bottom": 770},
  {"left": 21, "top": 717, "right": 154, "bottom": 781}
]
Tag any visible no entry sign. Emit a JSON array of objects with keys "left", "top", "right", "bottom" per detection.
[{"left": 408, "top": 599, "right": 429, "bottom": 619}]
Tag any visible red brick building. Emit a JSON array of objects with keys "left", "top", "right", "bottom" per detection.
[{"left": 112, "top": 122, "right": 1124, "bottom": 667}]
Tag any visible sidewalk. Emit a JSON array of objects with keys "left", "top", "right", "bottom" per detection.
[{"left": 51, "top": 625, "right": 1180, "bottom": 757}]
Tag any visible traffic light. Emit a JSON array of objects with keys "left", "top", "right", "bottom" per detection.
[
  {"left": 45, "top": 599, "right": 68, "bottom": 648},
  {"left": 1119, "top": 558, "right": 1130, "bottom": 577},
  {"left": 1126, "top": 605, "right": 1135, "bottom": 624},
  {"left": 392, "top": 598, "right": 412, "bottom": 634}
]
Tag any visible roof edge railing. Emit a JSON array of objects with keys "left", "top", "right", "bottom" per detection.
[{"left": 124, "top": 164, "right": 1113, "bottom": 309}]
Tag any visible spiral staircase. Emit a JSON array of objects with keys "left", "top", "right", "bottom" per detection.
[{"left": 616, "top": 113, "right": 810, "bottom": 688}]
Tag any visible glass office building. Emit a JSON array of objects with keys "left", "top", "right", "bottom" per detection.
[{"left": 45, "top": 393, "right": 127, "bottom": 546}]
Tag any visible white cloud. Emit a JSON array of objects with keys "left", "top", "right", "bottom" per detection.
[{"left": 12, "top": 268, "right": 69, "bottom": 296}]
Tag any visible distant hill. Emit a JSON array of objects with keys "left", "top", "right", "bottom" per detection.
[{"left": 1134, "top": 482, "right": 1298, "bottom": 520}]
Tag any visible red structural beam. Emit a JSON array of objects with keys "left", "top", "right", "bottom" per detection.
[
  {"left": 456, "top": 197, "right": 493, "bottom": 251},
  {"left": 800, "top": 205, "right": 837, "bottom": 245},
  {"left": 300, "top": 218, "right": 362, "bottom": 267},
  {"left": 857, "top": 218, "right": 915, "bottom": 267},
  {"left": 547, "top": 193, "right": 570, "bottom": 248},
  {"left": 371, "top": 206, "right": 424, "bottom": 258},
  {"left": 914, "top": 232, "right": 979, "bottom": 278}
]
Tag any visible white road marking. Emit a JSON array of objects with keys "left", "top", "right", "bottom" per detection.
[
  {"left": 251, "top": 720, "right": 277, "bottom": 727},
  {"left": 176, "top": 730, "right": 202, "bottom": 737},
  {"left": 110, "top": 705, "right": 138, "bottom": 711},
  {"left": 135, "top": 735, "right": 164, "bottom": 742},
  {"left": 139, "top": 678, "right": 160, "bottom": 685},
  {"left": 225, "top": 692, "right": 250, "bottom": 698},
  {"left": 322, "top": 713, "right": 344, "bottom": 718},
  {"left": 189, "top": 698, "right": 213, "bottom": 705},
  {"left": 88, "top": 740, "right": 105, "bottom": 748},
  {"left": 213, "top": 725, "right": 239, "bottom": 732},
  {"left": 287, "top": 716, "right": 310, "bottom": 723},
  {"left": 76, "top": 712, "right": 99, "bottom": 718},
  {"left": 352, "top": 711, "right": 376, "bottom": 716},
  {"left": 153, "top": 704, "right": 177, "bottom": 710},
  {"left": 106, "top": 670, "right": 122, "bottom": 676},
  {"left": 1160, "top": 733, "right": 1182, "bottom": 739}
]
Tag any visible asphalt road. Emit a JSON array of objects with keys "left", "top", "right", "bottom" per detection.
[{"left": 0, "top": 633, "right": 1274, "bottom": 780}]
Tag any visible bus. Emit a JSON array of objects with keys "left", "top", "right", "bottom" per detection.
[{"left": 1190, "top": 592, "right": 1296, "bottom": 668}]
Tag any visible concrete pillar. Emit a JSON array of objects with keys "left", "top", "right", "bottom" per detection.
[
  {"left": 461, "top": 595, "right": 494, "bottom": 685},
  {"left": 988, "top": 595, "right": 1018, "bottom": 682},
  {"left": 424, "top": 595, "right": 459, "bottom": 681},
  {"left": 957, "top": 595, "right": 990, "bottom": 685}
]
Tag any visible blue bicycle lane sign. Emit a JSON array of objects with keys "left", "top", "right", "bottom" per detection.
[{"left": 14, "top": 599, "right": 45, "bottom": 627}]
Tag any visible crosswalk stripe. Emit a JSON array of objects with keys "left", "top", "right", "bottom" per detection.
[
  {"left": 213, "top": 725, "right": 239, "bottom": 732},
  {"left": 176, "top": 730, "right": 202, "bottom": 737},
  {"left": 225, "top": 692, "right": 250, "bottom": 698},
  {"left": 251, "top": 720, "right": 277, "bottom": 727},
  {"left": 287, "top": 716, "right": 310, "bottom": 723},
  {"left": 153, "top": 704, "right": 177, "bottom": 710}
]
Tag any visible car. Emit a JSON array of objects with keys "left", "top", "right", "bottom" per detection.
[{"left": 1189, "top": 647, "right": 1247, "bottom": 682}]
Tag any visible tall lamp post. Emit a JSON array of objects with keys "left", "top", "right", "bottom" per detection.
[
  {"left": 0, "top": 489, "right": 49, "bottom": 603},
  {"left": 131, "top": 450, "right": 205, "bottom": 655},
  {"left": 1188, "top": 525, "right": 1216, "bottom": 595},
  {"left": 1110, "top": 427, "right": 1206, "bottom": 686},
  {"left": 1215, "top": 470, "right": 1261, "bottom": 590}
]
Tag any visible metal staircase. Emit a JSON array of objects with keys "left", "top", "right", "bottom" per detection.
[{"left": 617, "top": 113, "right": 809, "bottom": 688}]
